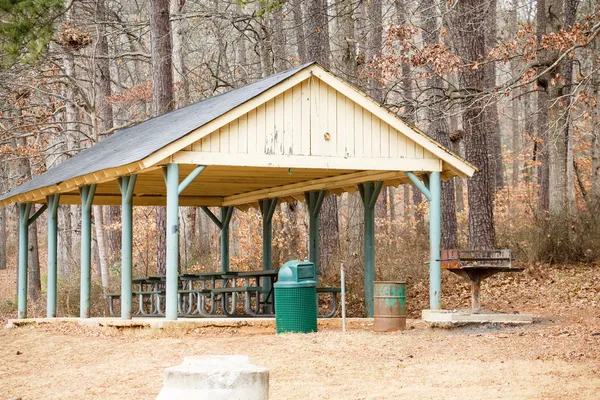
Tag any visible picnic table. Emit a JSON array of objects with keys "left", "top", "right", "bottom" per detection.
[{"left": 108, "top": 268, "right": 342, "bottom": 318}]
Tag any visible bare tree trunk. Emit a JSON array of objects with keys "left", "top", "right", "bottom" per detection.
[
  {"left": 592, "top": 38, "right": 600, "bottom": 207},
  {"left": 484, "top": 0, "right": 504, "bottom": 191},
  {"left": 62, "top": 6, "right": 79, "bottom": 267},
  {"left": 335, "top": 0, "right": 356, "bottom": 81},
  {"left": 92, "top": 0, "right": 113, "bottom": 292},
  {"left": 305, "top": 0, "right": 330, "bottom": 67},
  {"left": 0, "top": 160, "right": 6, "bottom": 270},
  {"left": 422, "top": 0, "right": 457, "bottom": 249},
  {"left": 509, "top": 2, "right": 520, "bottom": 184},
  {"left": 367, "top": 0, "right": 383, "bottom": 101},
  {"left": 563, "top": 0, "right": 579, "bottom": 215},
  {"left": 291, "top": 0, "right": 306, "bottom": 62},
  {"left": 536, "top": 0, "right": 550, "bottom": 213},
  {"left": 544, "top": 0, "right": 577, "bottom": 217},
  {"left": 403, "top": 185, "right": 410, "bottom": 217},
  {"left": 453, "top": 0, "right": 495, "bottom": 249},
  {"left": 28, "top": 220, "right": 41, "bottom": 301},
  {"left": 170, "top": 0, "right": 189, "bottom": 107},
  {"left": 304, "top": 0, "right": 337, "bottom": 271},
  {"left": 272, "top": 5, "right": 287, "bottom": 72},
  {"left": 93, "top": 206, "right": 110, "bottom": 292},
  {"left": 150, "top": 0, "right": 174, "bottom": 275},
  {"left": 0, "top": 207, "right": 5, "bottom": 270}
]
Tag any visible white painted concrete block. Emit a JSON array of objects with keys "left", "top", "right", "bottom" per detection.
[
  {"left": 422, "top": 309, "right": 533, "bottom": 327},
  {"left": 156, "top": 355, "right": 269, "bottom": 400}
]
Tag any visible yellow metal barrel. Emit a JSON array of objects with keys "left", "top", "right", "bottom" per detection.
[{"left": 373, "top": 281, "right": 407, "bottom": 332}]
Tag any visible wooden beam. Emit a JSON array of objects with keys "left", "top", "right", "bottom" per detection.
[
  {"left": 46, "top": 194, "right": 223, "bottom": 207},
  {"left": 222, "top": 170, "right": 406, "bottom": 207},
  {"left": 171, "top": 151, "right": 442, "bottom": 172}
]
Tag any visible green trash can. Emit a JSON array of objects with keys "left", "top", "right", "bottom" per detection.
[{"left": 274, "top": 260, "right": 317, "bottom": 334}]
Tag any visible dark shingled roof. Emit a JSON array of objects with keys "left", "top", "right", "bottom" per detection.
[{"left": 1, "top": 62, "right": 314, "bottom": 202}]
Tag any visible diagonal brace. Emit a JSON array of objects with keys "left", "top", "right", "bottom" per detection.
[
  {"left": 79, "top": 184, "right": 97, "bottom": 210},
  {"left": 259, "top": 198, "right": 278, "bottom": 223},
  {"left": 405, "top": 171, "right": 431, "bottom": 201},
  {"left": 201, "top": 206, "right": 223, "bottom": 229},
  {"left": 179, "top": 165, "right": 206, "bottom": 195},
  {"left": 118, "top": 175, "right": 137, "bottom": 201},
  {"left": 28, "top": 204, "right": 48, "bottom": 226}
]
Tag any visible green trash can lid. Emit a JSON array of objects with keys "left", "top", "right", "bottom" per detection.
[{"left": 274, "top": 260, "right": 317, "bottom": 288}]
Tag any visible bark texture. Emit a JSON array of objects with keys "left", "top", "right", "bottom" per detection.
[
  {"left": 149, "top": 0, "right": 174, "bottom": 275},
  {"left": 453, "top": 0, "right": 496, "bottom": 249}
]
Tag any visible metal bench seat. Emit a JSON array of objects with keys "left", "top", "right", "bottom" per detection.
[
  {"left": 212, "top": 286, "right": 262, "bottom": 293},
  {"left": 317, "top": 287, "right": 346, "bottom": 318},
  {"left": 211, "top": 286, "right": 263, "bottom": 317}
]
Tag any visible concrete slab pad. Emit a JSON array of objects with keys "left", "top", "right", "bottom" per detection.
[{"left": 422, "top": 309, "right": 534, "bottom": 328}]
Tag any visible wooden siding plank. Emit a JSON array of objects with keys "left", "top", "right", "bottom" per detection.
[
  {"left": 415, "top": 143, "right": 425, "bottom": 159},
  {"left": 247, "top": 108, "right": 257, "bottom": 154},
  {"left": 238, "top": 113, "right": 248, "bottom": 154},
  {"left": 363, "top": 110, "right": 372, "bottom": 157},
  {"left": 325, "top": 83, "right": 337, "bottom": 156},
  {"left": 210, "top": 127, "right": 220, "bottom": 152},
  {"left": 381, "top": 120, "right": 390, "bottom": 158},
  {"left": 292, "top": 84, "right": 303, "bottom": 155},
  {"left": 273, "top": 93, "right": 285, "bottom": 154},
  {"left": 355, "top": 102, "right": 363, "bottom": 157},
  {"left": 344, "top": 92, "right": 355, "bottom": 157},
  {"left": 284, "top": 88, "right": 294, "bottom": 155},
  {"left": 301, "top": 79, "right": 311, "bottom": 155},
  {"left": 336, "top": 91, "right": 345, "bottom": 158},
  {"left": 229, "top": 119, "right": 239, "bottom": 153},
  {"left": 390, "top": 123, "right": 398, "bottom": 158},
  {"left": 256, "top": 104, "right": 266, "bottom": 154},
  {"left": 310, "top": 76, "right": 319, "bottom": 155},
  {"left": 266, "top": 99, "right": 276, "bottom": 154},
  {"left": 372, "top": 114, "right": 381, "bottom": 158},
  {"left": 406, "top": 134, "right": 415, "bottom": 158}
]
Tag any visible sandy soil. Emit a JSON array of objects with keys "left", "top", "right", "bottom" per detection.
[
  {"left": 1, "top": 263, "right": 599, "bottom": 399},
  {"left": 1, "top": 313, "right": 599, "bottom": 400}
]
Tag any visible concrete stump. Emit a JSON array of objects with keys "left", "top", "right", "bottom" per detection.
[{"left": 156, "top": 355, "right": 269, "bottom": 400}]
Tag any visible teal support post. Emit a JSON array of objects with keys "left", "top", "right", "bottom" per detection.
[
  {"left": 304, "top": 190, "right": 326, "bottom": 272},
  {"left": 46, "top": 194, "right": 60, "bottom": 318},
  {"left": 259, "top": 198, "right": 278, "bottom": 312},
  {"left": 165, "top": 164, "right": 180, "bottom": 320},
  {"left": 428, "top": 171, "right": 442, "bottom": 310},
  {"left": 220, "top": 207, "right": 234, "bottom": 272},
  {"left": 200, "top": 206, "right": 234, "bottom": 272},
  {"left": 79, "top": 184, "right": 96, "bottom": 318},
  {"left": 260, "top": 198, "right": 278, "bottom": 271},
  {"left": 358, "top": 181, "right": 383, "bottom": 317},
  {"left": 17, "top": 203, "right": 32, "bottom": 319},
  {"left": 118, "top": 175, "right": 137, "bottom": 319}
]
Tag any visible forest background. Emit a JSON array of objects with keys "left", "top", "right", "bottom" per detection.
[{"left": 0, "top": 0, "right": 598, "bottom": 316}]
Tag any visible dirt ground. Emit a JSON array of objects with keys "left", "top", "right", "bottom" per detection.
[{"left": 1, "top": 263, "right": 600, "bottom": 399}]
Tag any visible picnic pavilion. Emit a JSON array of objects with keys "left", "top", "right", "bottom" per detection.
[{"left": 0, "top": 62, "right": 475, "bottom": 321}]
